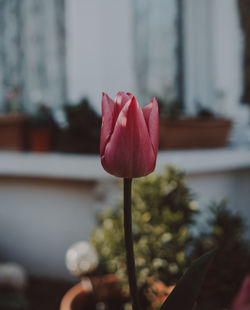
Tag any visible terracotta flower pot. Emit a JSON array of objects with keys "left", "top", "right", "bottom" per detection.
[
  {"left": 159, "top": 117, "right": 232, "bottom": 149},
  {"left": 0, "top": 114, "right": 27, "bottom": 151},
  {"left": 60, "top": 280, "right": 92, "bottom": 310},
  {"left": 60, "top": 275, "right": 124, "bottom": 310},
  {"left": 60, "top": 275, "right": 174, "bottom": 310},
  {"left": 29, "top": 127, "right": 53, "bottom": 153}
]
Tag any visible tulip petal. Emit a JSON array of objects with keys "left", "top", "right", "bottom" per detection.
[
  {"left": 100, "top": 93, "right": 116, "bottom": 156},
  {"left": 231, "top": 275, "right": 250, "bottom": 310},
  {"left": 142, "top": 97, "right": 159, "bottom": 156},
  {"left": 114, "top": 91, "right": 133, "bottom": 117},
  {"left": 102, "top": 96, "right": 156, "bottom": 178}
]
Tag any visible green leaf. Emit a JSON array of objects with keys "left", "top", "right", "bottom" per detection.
[{"left": 160, "top": 250, "right": 216, "bottom": 310}]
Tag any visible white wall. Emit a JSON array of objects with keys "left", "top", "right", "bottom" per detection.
[
  {"left": 65, "top": 0, "right": 136, "bottom": 112},
  {"left": 188, "top": 169, "right": 250, "bottom": 234},
  {"left": 0, "top": 177, "right": 118, "bottom": 280}
]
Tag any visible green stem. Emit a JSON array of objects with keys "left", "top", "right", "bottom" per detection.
[{"left": 123, "top": 178, "right": 140, "bottom": 310}]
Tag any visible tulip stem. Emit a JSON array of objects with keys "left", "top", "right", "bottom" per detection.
[{"left": 123, "top": 178, "right": 140, "bottom": 310}]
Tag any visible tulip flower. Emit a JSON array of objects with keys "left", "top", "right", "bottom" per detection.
[
  {"left": 231, "top": 275, "right": 250, "bottom": 310},
  {"left": 100, "top": 91, "right": 159, "bottom": 310},
  {"left": 100, "top": 91, "right": 159, "bottom": 178}
]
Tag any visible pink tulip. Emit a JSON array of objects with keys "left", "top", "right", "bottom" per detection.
[
  {"left": 100, "top": 91, "right": 159, "bottom": 178},
  {"left": 230, "top": 275, "right": 250, "bottom": 310}
]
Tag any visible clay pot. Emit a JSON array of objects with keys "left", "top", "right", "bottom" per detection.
[
  {"left": 60, "top": 275, "right": 124, "bottom": 310},
  {"left": 159, "top": 117, "right": 232, "bottom": 149},
  {"left": 60, "top": 275, "right": 174, "bottom": 310},
  {"left": 60, "top": 280, "right": 92, "bottom": 310},
  {"left": 0, "top": 114, "right": 27, "bottom": 151},
  {"left": 29, "top": 127, "right": 53, "bottom": 152}
]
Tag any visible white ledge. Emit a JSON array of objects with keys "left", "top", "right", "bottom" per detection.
[
  {"left": 157, "top": 148, "right": 250, "bottom": 175},
  {"left": 0, "top": 152, "right": 108, "bottom": 181},
  {"left": 0, "top": 148, "right": 249, "bottom": 181}
]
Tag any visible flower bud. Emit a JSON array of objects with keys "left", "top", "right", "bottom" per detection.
[{"left": 100, "top": 92, "right": 159, "bottom": 178}]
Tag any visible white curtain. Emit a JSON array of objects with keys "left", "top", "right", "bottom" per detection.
[
  {"left": 0, "top": 0, "right": 66, "bottom": 112},
  {"left": 133, "top": 0, "right": 179, "bottom": 103}
]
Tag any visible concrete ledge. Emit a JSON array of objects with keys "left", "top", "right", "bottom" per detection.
[{"left": 0, "top": 148, "right": 250, "bottom": 181}]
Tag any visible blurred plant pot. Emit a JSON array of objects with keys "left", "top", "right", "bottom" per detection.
[
  {"left": 159, "top": 117, "right": 232, "bottom": 150},
  {"left": 60, "top": 281, "right": 93, "bottom": 310},
  {"left": 60, "top": 275, "right": 125, "bottom": 310},
  {"left": 60, "top": 275, "right": 174, "bottom": 310},
  {"left": 0, "top": 114, "right": 27, "bottom": 151},
  {"left": 29, "top": 127, "right": 53, "bottom": 153}
]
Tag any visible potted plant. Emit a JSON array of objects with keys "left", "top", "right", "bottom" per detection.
[
  {"left": 28, "top": 104, "right": 54, "bottom": 152},
  {"left": 55, "top": 98, "right": 101, "bottom": 154},
  {"left": 158, "top": 99, "right": 232, "bottom": 149}
]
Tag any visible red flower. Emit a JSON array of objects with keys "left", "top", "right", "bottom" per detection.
[{"left": 100, "top": 92, "right": 159, "bottom": 178}]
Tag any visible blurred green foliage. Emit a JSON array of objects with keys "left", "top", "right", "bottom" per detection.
[
  {"left": 91, "top": 166, "right": 198, "bottom": 289},
  {"left": 90, "top": 167, "right": 250, "bottom": 309},
  {"left": 190, "top": 201, "right": 250, "bottom": 310}
]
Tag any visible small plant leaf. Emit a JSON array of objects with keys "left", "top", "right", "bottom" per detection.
[{"left": 160, "top": 250, "right": 216, "bottom": 310}]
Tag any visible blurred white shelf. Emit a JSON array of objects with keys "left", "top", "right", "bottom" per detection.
[
  {"left": 0, "top": 147, "right": 249, "bottom": 181},
  {"left": 156, "top": 147, "right": 250, "bottom": 175},
  {"left": 0, "top": 152, "right": 108, "bottom": 181}
]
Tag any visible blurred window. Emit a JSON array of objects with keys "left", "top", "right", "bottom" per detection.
[
  {"left": 238, "top": 0, "right": 250, "bottom": 104},
  {"left": 0, "top": 0, "right": 66, "bottom": 112},
  {"left": 133, "top": 0, "right": 183, "bottom": 106}
]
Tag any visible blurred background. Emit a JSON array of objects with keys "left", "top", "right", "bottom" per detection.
[
  {"left": 0, "top": 0, "right": 250, "bottom": 309},
  {"left": 0, "top": 0, "right": 249, "bottom": 117}
]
